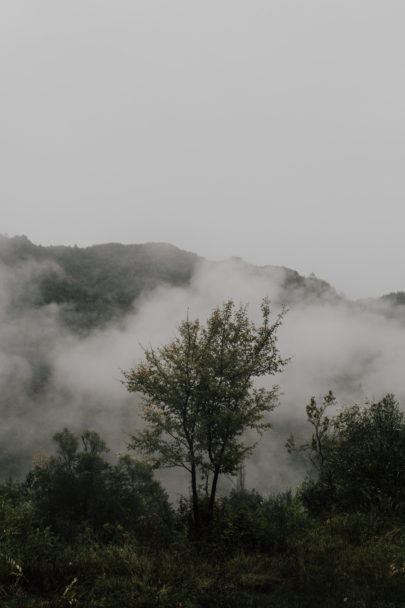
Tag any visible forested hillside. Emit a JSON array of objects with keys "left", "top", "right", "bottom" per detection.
[
  {"left": 0, "top": 235, "right": 200, "bottom": 331},
  {"left": 0, "top": 234, "right": 344, "bottom": 332}
]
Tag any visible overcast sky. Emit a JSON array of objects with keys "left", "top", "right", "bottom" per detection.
[{"left": 1, "top": 1, "right": 404, "bottom": 298}]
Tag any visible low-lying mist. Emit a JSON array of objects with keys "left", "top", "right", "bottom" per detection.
[{"left": 1, "top": 255, "right": 405, "bottom": 497}]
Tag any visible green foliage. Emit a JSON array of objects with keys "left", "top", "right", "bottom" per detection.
[
  {"left": 205, "top": 490, "right": 309, "bottom": 555},
  {"left": 286, "top": 390, "right": 336, "bottom": 471},
  {"left": 2, "top": 444, "right": 405, "bottom": 608},
  {"left": 123, "top": 299, "right": 287, "bottom": 532},
  {"left": 4, "top": 489, "right": 405, "bottom": 607},
  {"left": 298, "top": 393, "right": 405, "bottom": 513},
  {"left": 0, "top": 235, "right": 199, "bottom": 332},
  {"left": 28, "top": 428, "right": 172, "bottom": 541}
]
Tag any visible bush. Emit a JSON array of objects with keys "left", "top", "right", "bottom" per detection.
[
  {"left": 299, "top": 394, "right": 405, "bottom": 513},
  {"left": 199, "top": 490, "right": 308, "bottom": 554},
  {"left": 27, "top": 428, "right": 173, "bottom": 542}
]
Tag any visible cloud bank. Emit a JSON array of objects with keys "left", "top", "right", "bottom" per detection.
[{"left": 1, "top": 256, "right": 405, "bottom": 496}]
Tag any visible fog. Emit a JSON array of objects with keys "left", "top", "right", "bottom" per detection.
[{"left": 1, "top": 256, "right": 405, "bottom": 497}]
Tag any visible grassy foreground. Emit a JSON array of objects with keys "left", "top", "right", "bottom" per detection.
[{"left": 2, "top": 492, "right": 405, "bottom": 608}]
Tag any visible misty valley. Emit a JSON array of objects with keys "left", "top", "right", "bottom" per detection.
[{"left": 2, "top": 234, "right": 405, "bottom": 607}]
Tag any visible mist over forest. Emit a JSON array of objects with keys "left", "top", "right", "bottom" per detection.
[{"left": 1, "top": 233, "right": 405, "bottom": 490}]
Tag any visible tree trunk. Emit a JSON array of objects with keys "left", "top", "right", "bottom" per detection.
[
  {"left": 191, "top": 463, "right": 200, "bottom": 537},
  {"left": 208, "top": 467, "right": 220, "bottom": 524}
]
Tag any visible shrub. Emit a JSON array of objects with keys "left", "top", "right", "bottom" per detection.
[{"left": 298, "top": 394, "right": 405, "bottom": 513}]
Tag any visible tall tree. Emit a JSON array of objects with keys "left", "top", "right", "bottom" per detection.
[{"left": 122, "top": 299, "right": 288, "bottom": 534}]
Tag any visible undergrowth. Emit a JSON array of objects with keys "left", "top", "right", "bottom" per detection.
[{"left": 2, "top": 492, "right": 405, "bottom": 607}]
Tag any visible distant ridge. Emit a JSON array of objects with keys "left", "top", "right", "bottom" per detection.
[
  {"left": 0, "top": 235, "right": 200, "bottom": 331},
  {"left": 0, "top": 234, "right": 402, "bottom": 332}
]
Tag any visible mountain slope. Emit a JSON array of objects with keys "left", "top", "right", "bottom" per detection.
[
  {"left": 0, "top": 235, "right": 201, "bottom": 331},
  {"left": 0, "top": 234, "right": 345, "bottom": 331}
]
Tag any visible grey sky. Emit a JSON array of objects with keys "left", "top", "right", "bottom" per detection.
[{"left": 1, "top": 1, "right": 404, "bottom": 298}]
